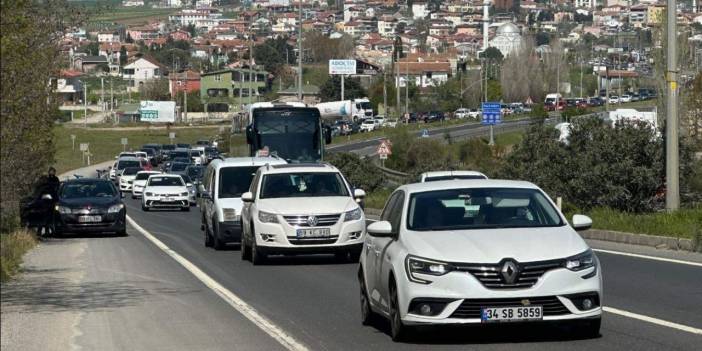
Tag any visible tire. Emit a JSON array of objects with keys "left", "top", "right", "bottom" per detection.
[
  {"left": 359, "top": 269, "right": 377, "bottom": 326},
  {"left": 389, "top": 280, "right": 410, "bottom": 342},
  {"left": 117, "top": 227, "right": 127, "bottom": 236},
  {"left": 181, "top": 206, "right": 190, "bottom": 212},
  {"left": 335, "top": 251, "right": 349, "bottom": 263},
  {"left": 142, "top": 203, "right": 149, "bottom": 211},
  {"left": 212, "top": 221, "right": 225, "bottom": 250},
  {"left": 240, "top": 233, "right": 251, "bottom": 261},
  {"left": 349, "top": 249, "right": 362, "bottom": 262},
  {"left": 131, "top": 195, "right": 136, "bottom": 199},
  {"left": 250, "top": 230, "right": 266, "bottom": 265},
  {"left": 575, "top": 318, "right": 601, "bottom": 338},
  {"left": 204, "top": 223, "right": 213, "bottom": 248}
]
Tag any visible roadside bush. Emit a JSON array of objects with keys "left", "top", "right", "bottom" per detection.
[
  {"left": 500, "top": 117, "right": 664, "bottom": 212},
  {"left": 0, "top": 229, "right": 37, "bottom": 282},
  {"left": 326, "top": 152, "right": 384, "bottom": 192}
]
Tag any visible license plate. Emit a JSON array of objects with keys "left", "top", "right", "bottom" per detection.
[
  {"left": 78, "top": 215, "right": 102, "bottom": 223},
  {"left": 296, "top": 228, "right": 331, "bottom": 238},
  {"left": 481, "top": 306, "right": 543, "bottom": 323},
  {"left": 163, "top": 197, "right": 173, "bottom": 202}
]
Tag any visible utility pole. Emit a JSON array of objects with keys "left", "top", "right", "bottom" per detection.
[
  {"left": 83, "top": 83, "right": 88, "bottom": 127},
  {"left": 341, "top": 75, "right": 345, "bottom": 101},
  {"left": 101, "top": 77, "right": 105, "bottom": 112},
  {"left": 405, "top": 60, "right": 409, "bottom": 115},
  {"left": 110, "top": 78, "right": 114, "bottom": 123},
  {"left": 383, "top": 69, "right": 387, "bottom": 116},
  {"left": 249, "top": 40, "right": 254, "bottom": 107},
  {"left": 556, "top": 49, "right": 561, "bottom": 121},
  {"left": 183, "top": 71, "right": 188, "bottom": 123},
  {"left": 666, "top": 0, "right": 679, "bottom": 210},
  {"left": 297, "top": 1, "right": 303, "bottom": 101},
  {"left": 395, "top": 49, "right": 400, "bottom": 119}
]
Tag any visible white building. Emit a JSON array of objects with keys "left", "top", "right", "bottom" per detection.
[
  {"left": 122, "top": 58, "right": 162, "bottom": 92},
  {"left": 412, "top": 2, "right": 429, "bottom": 19},
  {"left": 489, "top": 22, "right": 522, "bottom": 57},
  {"left": 574, "top": 0, "right": 595, "bottom": 8},
  {"left": 97, "top": 32, "right": 120, "bottom": 43},
  {"left": 123, "top": 0, "right": 144, "bottom": 6},
  {"left": 377, "top": 16, "right": 396, "bottom": 37}
]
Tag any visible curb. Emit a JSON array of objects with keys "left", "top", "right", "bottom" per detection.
[{"left": 581, "top": 229, "right": 698, "bottom": 252}]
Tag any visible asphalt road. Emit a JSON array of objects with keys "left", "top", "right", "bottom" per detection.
[
  {"left": 328, "top": 118, "right": 536, "bottom": 156},
  {"left": 119, "top": 198, "right": 702, "bottom": 351}
]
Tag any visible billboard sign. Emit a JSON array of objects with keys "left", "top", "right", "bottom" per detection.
[
  {"left": 139, "top": 101, "right": 176, "bottom": 123},
  {"left": 329, "top": 59, "right": 357, "bottom": 75}
]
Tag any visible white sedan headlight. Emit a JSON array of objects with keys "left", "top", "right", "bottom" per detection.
[
  {"left": 405, "top": 255, "right": 453, "bottom": 284},
  {"left": 145, "top": 192, "right": 154, "bottom": 197},
  {"left": 258, "top": 211, "right": 279, "bottom": 223},
  {"left": 565, "top": 249, "right": 596, "bottom": 271},
  {"left": 344, "top": 207, "right": 362, "bottom": 222},
  {"left": 108, "top": 204, "right": 124, "bottom": 213}
]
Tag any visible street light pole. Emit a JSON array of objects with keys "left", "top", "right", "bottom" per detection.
[
  {"left": 83, "top": 83, "right": 88, "bottom": 127},
  {"left": 666, "top": 0, "right": 680, "bottom": 210},
  {"left": 297, "top": 1, "right": 303, "bottom": 101}
]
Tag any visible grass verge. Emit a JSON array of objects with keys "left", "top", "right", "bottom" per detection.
[
  {"left": 0, "top": 230, "right": 38, "bottom": 282},
  {"left": 365, "top": 188, "right": 393, "bottom": 210},
  {"left": 54, "top": 125, "right": 246, "bottom": 174},
  {"left": 579, "top": 206, "right": 702, "bottom": 240}
]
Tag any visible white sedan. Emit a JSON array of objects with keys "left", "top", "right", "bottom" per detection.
[
  {"left": 360, "top": 180, "right": 602, "bottom": 341},
  {"left": 360, "top": 119, "right": 376, "bottom": 132},
  {"left": 132, "top": 170, "right": 161, "bottom": 199}
]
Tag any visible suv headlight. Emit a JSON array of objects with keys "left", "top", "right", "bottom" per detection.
[
  {"left": 258, "top": 211, "right": 278, "bottom": 224},
  {"left": 565, "top": 249, "right": 596, "bottom": 271},
  {"left": 405, "top": 255, "right": 453, "bottom": 284},
  {"left": 108, "top": 204, "right": 124, "bottom": 213},
  {"left": 55, "top": 205, "right": 71, "bottom": 214},
  {"left": 181, "top": 192, "right": 189, "bottom": 196},
  {"left": 222, "top": 208, "right": 238, "bottom": 222},
  {"left": 145, "top": 192, "right": 153, "bottom": 197},
  {"left": 344, "top": 207, "right": 362, "bottom": 222}
]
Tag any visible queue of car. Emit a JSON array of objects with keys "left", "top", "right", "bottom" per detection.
[{"left": 61, "top": 131, "right": 602, "bottom": 342}]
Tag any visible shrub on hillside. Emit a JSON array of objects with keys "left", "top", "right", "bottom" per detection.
[{"left": 326, "top": 153, "right": 384, "bottom": 192}]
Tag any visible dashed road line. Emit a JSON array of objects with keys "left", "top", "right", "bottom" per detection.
[{"left": 604, "top": 306, "right": 702, "bottom": 335}]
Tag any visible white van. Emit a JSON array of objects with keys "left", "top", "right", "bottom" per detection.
[{"left": 199, "top": 156, "right": 287, "bottom": 250}]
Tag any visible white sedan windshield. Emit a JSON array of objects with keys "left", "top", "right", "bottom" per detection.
[{"left": 407, "top": 188, "right": 563, "bottom": 231}]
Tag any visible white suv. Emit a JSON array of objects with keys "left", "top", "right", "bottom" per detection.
[
  {"left": 240, "top": 163, "right": 367, "bottom": 264},
  {"left": 359, "top": 180, "right": 602, "bottom": 341},
  {"left": 200, "top": 157, "right": 287, "bottom": 250},
  {"left": 360, "top": 119, "right": 376, "bottom": 132},
  {"left": 141, "top": 174, "right": 190, "bottom": 212}
]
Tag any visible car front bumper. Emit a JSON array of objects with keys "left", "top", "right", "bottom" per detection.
[
  {"left": 55, "top": 212, "right": 126, "bottom": 234},
  {"left": 143, "top": 196, "right": 189, "bottom": 208},
  {"left": 397, "top": 265, "right": 603, "bottom": 325},
  {"left": 253, "top": 216, "right": 366, "bottom": 254}
]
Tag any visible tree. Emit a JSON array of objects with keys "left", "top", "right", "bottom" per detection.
[
  {"left": 253, "top": 37, "right": 294, "bottom": 74},
  {"left": 1, "top": 0, "right": 83, "bottom": 232},
  {"left": 141, "top": 79, "right": 170, "bottom": 101},
  {"left": 480, "top": 47, "right": 504, "bottom": 62},
  {"left": 119, "top": 45, "right": 127, "bottom": 66},
  {"left": 175, "top": 91, "right": 204, "bottom": 112},
  {"left": 318, "top": 75, "right": 366, "bottom": 102},
  {"left": 84, "top": 41, "right": 99, "bottom": 56},
  {"left": 125, "top": 32, "right": 133, "bottom": 43},
  {"left": 304, "top": 31, "right": 354, "bottom": 63},
  {"left": 325, "top": 153, "right": 384, "bottom": 192}
]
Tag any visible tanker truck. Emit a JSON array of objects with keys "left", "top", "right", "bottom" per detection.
[{"left": 315, "top": 98, "right": 373, "bottom": 122}]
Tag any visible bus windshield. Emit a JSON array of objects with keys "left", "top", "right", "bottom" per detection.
[{"left": 252, "top": 110, "right": 321, "bottom": 163}]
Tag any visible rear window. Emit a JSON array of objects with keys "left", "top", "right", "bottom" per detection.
[
  {"left": 170, "top": 163, "right": 188, "bottom": 171},
  {"left": 218, "top": 166, "right": 259, "bottom": 198},
  {"left": 122, "top": 167, "right": 142, "bottom": 176},
  {"left": 117, "top": 160, "right": 141, "bottom": 169},
  {"left": 136, "top": 172, "right": 157, "bottom": 180}
]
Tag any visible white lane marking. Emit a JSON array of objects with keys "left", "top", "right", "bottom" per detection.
[
  {"left": 593, "top": 249, "right": 702, "bottom": 267},
  {"left": 604, "top": 306, "right": 702, "bottom": 335},
  {"left": 126, "top": 216, "right": 309, "bottom": 351}
]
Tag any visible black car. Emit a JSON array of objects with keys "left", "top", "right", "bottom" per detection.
[
  {"left": 176, "top": 143, "right": 191, "bottom": 149},
  {"left": 54, "top": 179, "right": 126, "bottom": 236},
  {"left": 186, "top": 165, "right": 205, "bottom": 183},
  {"left": 425, "top": 111, "right": 445, "bottom": 123},
  {"left": 168, "top": 162, "right": 189, "bottom": 175},
  {"left": 161, "top": 144, "right": 176, "bottom": 160},
  {"left": 204, "top": 146, "right": 220, "bottom": 163}
]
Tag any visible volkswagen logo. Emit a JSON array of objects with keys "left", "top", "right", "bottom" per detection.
[
  {"left": 500, "top": 260, "right": 519, "bottom": 284},
  {"left": 306, "top": 215, "right": 318, "bottom": 227}
]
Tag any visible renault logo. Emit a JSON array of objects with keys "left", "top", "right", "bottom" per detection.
[
  {"left": 306, "top": 216, "right": 318, "bottom": 227},
  {"left": 500, "top": 260, "right": 519, "bottom": 284}
]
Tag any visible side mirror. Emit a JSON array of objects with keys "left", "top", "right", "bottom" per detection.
[
  {"left": 120, "top": 192, "right": 125, "bottom": 198},
  {"left": 246, "top": 125, "right": 254, "bottom": 144},
  {"left": 241, "top": 191, "right": 254, "bottom": 202},
  {"left": 572, "top": 214, "right": 592, "bottom": 231},
  {"left": 41, "top": 194, "right": 53, "bottom": 200},
  {"left": 353, "top": 189, "right": 366, "bottom": 199},
  {"left": 200, "top": 191, "right": 212, "bottom": 200},
  {"left": 367, "top": 221, "right": 395, "bottom": 238}
]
